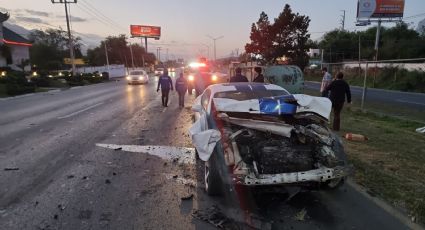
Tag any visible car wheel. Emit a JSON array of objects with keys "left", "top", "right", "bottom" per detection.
[{"left": 205, "top": 152, "right": 222, "bottom": 196}]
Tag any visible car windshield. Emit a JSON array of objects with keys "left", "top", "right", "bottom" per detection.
[
  {"left": 130, "top": 71, "right": 145, "bottom": 75},
  {"left": 214, "top": 89, "right": 289, "bottom": 101},
  {"left": 1, "top": 1, "right": 423, "bottom": 229}
]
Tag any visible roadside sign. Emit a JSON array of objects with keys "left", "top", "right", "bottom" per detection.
[
  {"left": 64, "top": 58, "right": 85, "bottom": 65},
  {"left": 130, "top": 25, "right": 161, "bottom": 39},
  {"left": 357, "top": 0, "right": 405, "bottom": 19}
]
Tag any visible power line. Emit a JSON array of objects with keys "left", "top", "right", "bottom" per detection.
[
  {"left": 75, "top": 3, "right": 122, "bottom": 33},
  {"left": 79, "top": 0, "right": 127, "bottom": 32}
]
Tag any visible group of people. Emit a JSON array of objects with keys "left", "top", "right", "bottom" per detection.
[
  {"left": 156, "top": 70, "right": 188, "bottom": 108},
  {"left": 156, "top": 67, "right": 265, "bottom": 108}
]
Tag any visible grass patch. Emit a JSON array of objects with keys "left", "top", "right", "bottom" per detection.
[{"left": 339, "top": 108, "right": 425, "bottom": 223}]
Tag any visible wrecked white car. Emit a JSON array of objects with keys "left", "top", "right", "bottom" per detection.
[{"left": 190, "top": 83, "right": 352, "bottom": 195}]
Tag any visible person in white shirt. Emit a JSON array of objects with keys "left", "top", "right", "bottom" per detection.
[{"left": 320, "top": 67, "right": 332, "bottom": 97}]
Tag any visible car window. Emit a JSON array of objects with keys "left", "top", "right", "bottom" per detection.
[
  {"left": 214, "top": 90, "right": 289, "bottom": 101},
  {"left": 201, "top": 89, "right": 211, "bottom": 111},
  {"left": 130, "top": 71, "right": 145, "bottom": 75}
]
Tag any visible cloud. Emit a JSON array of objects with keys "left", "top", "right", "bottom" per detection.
[
  {"left": 24, "top": 9, "right": 49, "bottom": 17},
  {"left": 15, "top": 16, "right": 44, "bottom": 24},
  {"left": 57, "top": 15, "right": 88, "bottom": 22}
]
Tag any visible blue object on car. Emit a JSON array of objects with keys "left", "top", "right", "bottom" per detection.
[{"left": 259, "top": 95, "right": 297, "bottom": 115}]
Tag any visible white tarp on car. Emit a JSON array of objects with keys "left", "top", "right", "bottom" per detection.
[
  {"left": 189, "top": 114, "right": 221, "bottom": 161},
  {"left": 213, "top": 94, "right": 332, "bottom": 120}
]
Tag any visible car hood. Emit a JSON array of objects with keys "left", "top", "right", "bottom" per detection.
[{"left": 213, "top": 94, "right": 332, "bottom": 120}]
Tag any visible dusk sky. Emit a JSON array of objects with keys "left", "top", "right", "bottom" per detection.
[{"left": 1, "top": 0, "right": 425, "bottom": 60}]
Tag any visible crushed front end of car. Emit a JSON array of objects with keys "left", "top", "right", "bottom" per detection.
[{"left": 191, "top": 94, "right": 353, "bottom": 191}]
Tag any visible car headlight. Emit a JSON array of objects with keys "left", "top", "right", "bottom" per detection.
[
  {"left": 212, "top": 75, "right": 218, "bottom": 81},
  {"left": 188, "top": 75, "right": 194, "bottom": 81},
  {"left": 139, "top": 76, "right": 143, "bottom": 80},
  {"left": 126, "top": 76, "right": 131, "bottom": 80}
]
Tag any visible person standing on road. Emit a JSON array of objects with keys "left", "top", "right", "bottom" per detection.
[
  {"left": 325, "top": 72, "right": 351, "bottom": 131},
  {"left": 320, "top": 67, "right": 332, "bottom": 97},
  {"left": 157, "top": 70, "right": 174, "bottom": 107},
  {"left": 253, "top": 67, "right": 264, "bottom": 83},
  {"left": 229, "top": 67, "right": 249, "bottom": 82},
  {"left": 175, "top": 73, "right": 188, "bottom": 108}
]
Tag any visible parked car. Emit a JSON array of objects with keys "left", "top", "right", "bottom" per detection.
[
  {"left": 126, "top": 70, "right": 149, "bottom": 84},
  {"left": 189, "top": 82, "right": 352, "bottom": 195},
  {"left": 154, "top": 68, "right": 164, "bottom": 76}
]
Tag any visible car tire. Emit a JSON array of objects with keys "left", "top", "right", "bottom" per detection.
[{"left": 205, "top": 152, "right": 222, "bottom": 196}]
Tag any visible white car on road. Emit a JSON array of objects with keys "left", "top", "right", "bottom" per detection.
[{"left": 126, "top": 70, "right": 149, "bottom": 84}]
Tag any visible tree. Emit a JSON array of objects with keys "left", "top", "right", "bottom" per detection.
[
  {"left": 245, "top": 12, "right": 274, "bottom": 64},
  {"left": 245, "top": 5, "right": 311, "bottom": 70},
  {"left": 86, "top": 35, "right": 156, "bottom": 67},
  {"left": 28, "top": 29, "right": 82, "bottom": 70}
]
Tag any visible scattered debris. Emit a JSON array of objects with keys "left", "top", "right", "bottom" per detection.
[
  {"left": 4, "top": 167, "right": 19, "bottom": 171},
  {"left": 294, "top": 208, "right": 308, "bottom": 221},
  {"left": 53, "top": 214, "right": 58, "bottom": 220},
  {"left": 172, "top": 175, "right": 178, "bottom": 179},
  {"left": 82, "top": 176, "right": 88, "bottom": 180},
  {"left": 114, "top": 147, "right": 122, "bottom": 151},
  {"left": 105, "top": 179, "right": 111, "bottom": 184},
  {"left": 67, "top": 175, "right": 75, "bottom": 179},
  {"left": 34, "top": 201, "right": 39, "bottom": 207},
  {"left": 345, "top": 133, "right": 368, "bottom": 141},
  {"left": 192, "top": 206, "right": 232, "bottom": 229},
  {"left": 164, "top": 174, "right": 196, "bottom": 187},
  {"left": 112, "top": 172, "right": 117, "bottom": 176},
  {"left": 58, "top": 204, "right": 66, "bottom": 211},
  {"left": 416, "top": 126, "right": 425, "bottom": 134},
  {"left": 181, "top": 194, "right": 194, "bottom": 200}
]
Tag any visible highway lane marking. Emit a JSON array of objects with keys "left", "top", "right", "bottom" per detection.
[
  {"left": 396, "top": 99, "right": 425, "bottom": 106},
  {"left": 96, "top": 143, "right": 195, "bottom": 165},
  {"left": 57, "top": 102, "right": 104, "bottom": 119}
]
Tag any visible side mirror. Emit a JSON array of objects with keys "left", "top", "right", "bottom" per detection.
[{"left": 192, "top": 103, "right": 203, "bottom": 112}]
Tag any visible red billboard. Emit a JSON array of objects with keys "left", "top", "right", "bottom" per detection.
[
  {"left": 130, "top": 25, "right": 161, "bottom": 38},
  {"left": 357, "top": 0, "right": 405, "bottom": 19}
]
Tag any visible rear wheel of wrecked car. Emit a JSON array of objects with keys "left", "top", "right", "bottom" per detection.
[
  {"left": 323, "top": 133, "right": 347, "bottom": 190},
  {"left": 204, "top": 152, "right": 222, "bottom": 196}
]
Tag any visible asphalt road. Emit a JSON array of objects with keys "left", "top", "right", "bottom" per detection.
[
  {"left": 305, "top": 81, "right": 425, "bottom": 108},
  {"left": 0, "top": 79, "right": 420, "bottom": 230}
]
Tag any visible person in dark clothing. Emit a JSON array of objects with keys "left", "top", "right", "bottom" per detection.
[
  {"left": 157, "top": 70, "right": 174, "bottom": 107},
  {"left": 175, "top": 73, "right": 188, "bottom": 107},
  {"left": 229, "top": 67, "right": 248, "bottom": 82},
  {"left": 325, "top": 72, "right": 351, "bottom": 131},
  {"left": 253, "top": 67, "right": 264, "bottom": 83}
]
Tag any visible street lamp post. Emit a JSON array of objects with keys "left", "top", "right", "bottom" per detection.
[{"left": 206, "top": 35, "right": 223, "bottom": 62}]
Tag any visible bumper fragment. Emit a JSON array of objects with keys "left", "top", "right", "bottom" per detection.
[{"left": 235, "top": 165, "right": 353, "bottom": 186}]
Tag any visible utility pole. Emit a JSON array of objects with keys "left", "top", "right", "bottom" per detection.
[
  {"left": 166, "top": 48, "right": 169, "bottom": 62},
  {"left": 157, "top": 47, "right": 162, "bottom": 63},
  {"left": 129, "top": 43, "right": 135, "bottom": 68},
  {"left": 340, "top": 10, "right": 346, "bottom": 30},
  {"left": 206, "top": 35, "right": 224, "bottom": 62},
  {"left": 372, "top": 20, "right": 382, "bottom": 87},
  {"left": 104, "top": 41, "right": 110, "bottom": 73},
  {"left": 51, "top": 0, "right": 77, "bottom": 76}
]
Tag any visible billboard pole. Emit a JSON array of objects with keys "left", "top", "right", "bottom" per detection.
[
  {"left": 140, "top": 38, "right": 145, "bottom": 67},
  {"left": 372, "top": 19, "right": 382, "bottom": 87}
]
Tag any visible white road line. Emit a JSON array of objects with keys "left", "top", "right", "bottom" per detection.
[
  {"left": 58, "top": 102, "right": 104, "bottom": 119},
  {"left": 396, "top": 99, "right": 425, "bottom": 106}
]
